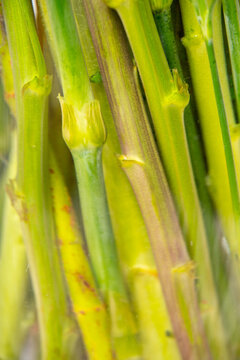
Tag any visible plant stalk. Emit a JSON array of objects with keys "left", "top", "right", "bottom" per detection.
[
  {"left": 2, "top": 0, "right": 69, "bottom": 358},
  {"left": 50, "top": 151, "right": 114, "bottom": 360},
  {"left": 188, "top": 0, "right": 240, "bottom": 253},
  {"left": 38, "top": 1, "right": 141, "bottom": 358},
  {"left": 0, "top": 135, "right": 28, "bottom": 360},
  {"left": 83, "top": 1, "right": 210, "bottom": 358},
  {"left": 179, "top": 0, "right": 240, "bottom": 354},
  {"left": 70, "top": 3, "right": 184, "bottom": 358},
  {"left": 222, "top": 0, "right": 240, "bottom": 122},
  {"left": 151, "top": 1, "right": 215, "bottom": 245},
  {"left": 102, "top": 0, "right": 229, "bottom": 357}
]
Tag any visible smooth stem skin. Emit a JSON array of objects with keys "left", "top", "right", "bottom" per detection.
[
  {"left": 84, "top": 1, "right": 210, "bottom": 359},
  {"left": 37, "top": 0, "right": 91, "bottom": 107},
  {"left": 104, "top": 0, "right": 208, "bottom": 264},
  {"left": 0, "top": 84, "right": 11, "bottom": 231},
  {"left": 179, "top": 0, "right": 240, "bottom": 354},
  {"left": 152, "top": 4, "right": 218, "bottom": 296},
  {"left": 2, "top": 1, "right": 69, "bottom": 359},
  {"left": 71, "top": 147, "right": 140, "bottom": 359},
  {"left": 206, "top": 38, "right": 240, "bottom": 224},
  {"left": 70, "top": 3, "right": 181, "bottom": 359},
  {"left": 153, "top": 5, "right": 215, "bottom": 242},
  {"left": 70, "top": 0, "right": 100, "bottom": 79},
  {"left": 214, "top": 3, "right": 240, "bottom": 234},
  {"left": 0, "top": 135, "right": 28, "bottom": 360},
  {"left": 50, "top": 152, "right": 114, "bottom": 360},
  {"left": 103, "top": 0, "right": 228, "bottom": 358},
  {"left": 211, "top": 0, "right": 240, "bottom": 195},
  {"left": 180, "top": 0, "right": 232, "bottom": 246},
  {"left": 188, "top": 0, "right": 240, "bottom": 252},
  {"left": 179, "top": 0, "right": 235, "bottom": 239},
  {"left": 0, "top": 16, "right": 13, "bottom": 232},
  {"left": 0, "top": 33, "right": 29, "bottom": 360},
  {"left": 0, "top": 8, "right": 16, "bottom": 117},
  {"left": 153, "top": 7, "right": 181, "bottom": 71},
  {"left": 222, "top": 0, "right": 240, "bottom": 122},
  {"left": 38, "top": 1, "right": 141, "bottom": 358},
  {"left": 211, "top": 0, "right": 235, "bottom": 130}
]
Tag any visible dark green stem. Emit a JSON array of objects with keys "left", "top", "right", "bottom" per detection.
[
  {"left": 72, "top": 147, "right": 123, "bottom": 295},
  {"left": 154, "top": 8, "right": 182, "bottom": 71},
  {"left": 222, "top": 0, "right": 240, "bottom": 122},
  {"left": 72, "top": 147, "right": 140, "bottom": 359},
  {"left": 205, "top": 38, "right": 240, "bottom": 224},
  {"left": 153, "top": 5, "right": 215, "bottom": 250}
]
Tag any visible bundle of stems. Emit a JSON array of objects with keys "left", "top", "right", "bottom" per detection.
[{"left": 1, "top": 0, "right": 240, "bottom": 359}]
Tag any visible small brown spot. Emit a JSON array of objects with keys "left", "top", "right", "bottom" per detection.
[
  {"left": 74, "top": 272, "right": 96, "bottom": 294},
  {"left": 6, "top": 91, "right": 15, "bottom": 99},
  {"left": 68, "top": 241, "right": 79, "bottom": 245},
  {"left": 6, "top": 180, "right": 28, "bottom": 222},
  {"left": 165, "top": 330, "right": 174, "bottom": 338},
  {"left": 62, "top": 205, "right": 71, "bottom": 213},
  {"left": 49, "top": 168, "right": 55, "bottom": 174},
  {"left": 57, "top": 238, "right": 63, "bottom": 246},
  {"left": 78, "top": 310, "right": 86, "bottom": 315}
]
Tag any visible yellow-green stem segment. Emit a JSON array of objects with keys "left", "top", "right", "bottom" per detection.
[
  {"left": 0, "top": 134, "right": 28, "bottom": 360},
  {"left": 50, "top": 152, "right": 114, "bottom": 360},
  {"left": 2, "top": 0, "right": 70, "bottom": 358},
  {"left": 83, "top": 1, "right": 211, "bottom": 358},
  {"left": 70, "top": 2, "right": 183, "bottom": 358},
  {"left": 102, "top": 0, "right": 229, "bottom": 358},
  {"left": 179, "top": 0, "right": 240, "bottom": 354},
  {"left": 38, "top": 0, "right": 141, "bottom": 358},
  {"left": 222, "top": 0, "right": 240, "bottom": 123},
  {"left": 187, "top": 0, "right": 240, "bottom": 251}
]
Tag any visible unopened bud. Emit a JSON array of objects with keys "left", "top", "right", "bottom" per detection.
[{"left": 59, "top": 97, "right": 106, "bottom": 151}]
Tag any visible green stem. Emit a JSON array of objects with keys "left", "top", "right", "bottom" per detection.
[
  {"left": 84, "top": 1, "right": 210, "bottom": 358},
  {"left": 0, "top": 135, "right": 28, "bottom": 360},
  {"left": 71, "top": 147, "right": 140, "bottom": 359},
  {"left": 179, "top": 0, "right": 240, "bottom": 355},
  {"left": 188, "top": 0, "right": 240, "bottom": 254},
  {"left": 222, "top": 0, "right": 240, "bottom": 122},
  {"left": 102, "top": 1, "right": 228, "bottom": 357},
  {"left": 0, "top": 25, "right": 31, "bottom": 360},
  {"left": 152, "top": 4, "right": 215, "bottom": 257},
  {"left": 37, "top": 0, "right": 91, "bottom": 107},
  {"left": 153, "top": 7, "right": 182, "bottom": 71},
  {"left": 103, "top": 0, "right": 207, "bottom": 264},
  {"left": 72, "top": 147, "right": 122, "bottom": 296},
  {"left": 2, "top": 1, "right": 69, "bottom": 358},
  {"left": 70, "top": 4, "right": 182, "bottom": 359},
  {"left": 0, "top": 10, "right": 16, "bottom": 117},
  {"left": 38, "top": 1, "right": 141, "bottom": 358},
  {"left": 205, "top": 38, "right": 240, "bottom": 221},
  {"left": 70, "top": 0, "right": 100, "bottom": 79},
  {"left": 0, "top": 83, "right": 11, "bottom": 230},
  {"left": 50, "top": 151, "right": 114, "bottom": 360}
]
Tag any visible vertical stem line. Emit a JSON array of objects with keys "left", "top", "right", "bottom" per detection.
[
  {"left": 222, "top": 0, "right": 240, "bottom": 122},
  {"left": 2, "top": 1, "right": 69, "bottom": 358},
  {"left": 205, "top": 38, "right": 240, "bottom": 231},
  {"left": 50, "top": 152, "right": 114, "bottom": 360},
  {"left": 0, "top": 135, "right": 28, "bottom": 360},
  {"left": 83, "top": 1, "right": 211, "bottom": 358},
  {"left": 38, "top": 1, "right": 142, "bottom": 357}
]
